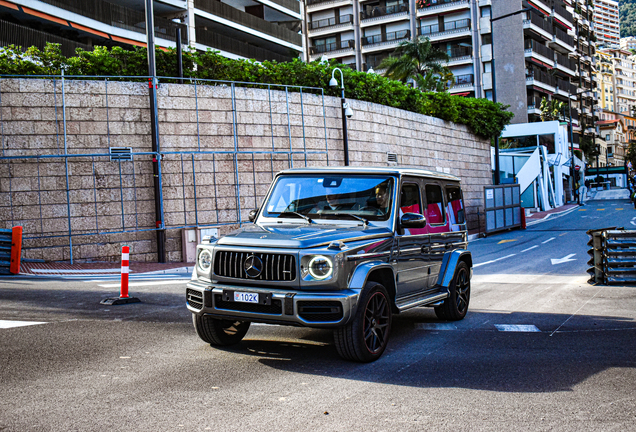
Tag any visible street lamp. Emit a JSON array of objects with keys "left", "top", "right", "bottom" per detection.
[
  {"left": 330, "top": 67, "right": 352, "bottom": 166},
  {"left": 490, "top": 5, "right": 539, "bottom": 184}
]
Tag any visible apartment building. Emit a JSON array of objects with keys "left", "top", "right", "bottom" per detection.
[
  {"left": 596, "top": 49, "right": 615, "bottom": 111},
  {"left": 600, "top": 48, "right": 636, "bottom": 115},
  {"left": 0, "top": 0, "right": 303, "bottom": 63},
  {"left": 593, "top": 0, "right": 619, "bottom": 48},
  {"left": 620, "top": 36, "right": 636, "bottom": 52},
  {"left": 305, "top": 0, "right": 484, "bottom": 97}
]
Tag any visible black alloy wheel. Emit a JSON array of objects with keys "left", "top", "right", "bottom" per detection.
[
  {"left": 435, "top": 260, "right": 470, "bottom": 321},
  {"left": 334, "top": 282, "right": 392, "bottom": 362}
]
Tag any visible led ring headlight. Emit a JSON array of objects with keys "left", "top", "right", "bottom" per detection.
[
  {"left": 198, "top": 250, "right": 212, "bottom": 271},
  {"left": 308, "top": 255, "right": 333, "bottom": 280}
]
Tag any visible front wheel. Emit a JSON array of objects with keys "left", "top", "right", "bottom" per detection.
[
  {"left": 334, "top": 282, "right": 392, "bottom": 362},
  {"left": 192, "top": 314, "right": 251, "bottom": 346},
  {"left": 435, "top": 261, "right": 470, "bottom": 321}
]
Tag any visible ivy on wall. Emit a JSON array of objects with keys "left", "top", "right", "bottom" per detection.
[{"left": 0, "top": 43, "right": 514, "bottom": 138}]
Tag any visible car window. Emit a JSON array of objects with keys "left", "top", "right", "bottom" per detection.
[
  {"left": 399, "top": 182, "right": 426, "bottom": 235},
  {"left": 446, "top": 185, "right": 465, "bottom": 230},
  {"left": 425, "top": 184, "right": 446, "bottom": 225}
]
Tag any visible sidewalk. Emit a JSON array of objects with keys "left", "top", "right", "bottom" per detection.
[
  {"left": 19, "top": 261, "right": 194, "bottom": 276},
  {"left": 525, "top": 203, "right": 580, "bottom": 222}
]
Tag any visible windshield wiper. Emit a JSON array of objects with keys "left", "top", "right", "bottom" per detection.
[
  {"left": 277, "top": 211, "right": 314, "bottom": 224},
  {"left": 329, "top": 213, "right": 369, "bottom": 226}
]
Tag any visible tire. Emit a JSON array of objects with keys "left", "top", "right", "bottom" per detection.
[
  {"left": 192, "top": 314, "right": 250, "bottom": 346},
  {"left": 334, "top": 282, "right": 392, "bottom": 362},
  {"left": 436, "top": 261, "right": 470, "bottom": 321}
]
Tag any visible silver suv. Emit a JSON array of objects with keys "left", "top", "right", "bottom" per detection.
[{"left": 186, "top": 167, "right": 472, "bottom": 362}]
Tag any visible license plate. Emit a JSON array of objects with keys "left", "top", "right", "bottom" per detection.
[{"left": 234, "top": 292, "right": 259, "bottom": 304}]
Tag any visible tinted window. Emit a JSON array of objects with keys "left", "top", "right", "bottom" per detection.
[
  {"left": 399, "top": 183, "right": 421, "bottom": 214},
  {"left": 446, "top": 185, "right": 465, "bottom": 226},
  {"left": 425, "top": 184, "right": 445, "bottom": 225}
]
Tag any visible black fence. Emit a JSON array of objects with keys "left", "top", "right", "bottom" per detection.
[
  {"left": 0, "top": 19, "right": 92, "bottom": 57},
  {"left": 195, "top": 27, "right": 294, "bottom": 63}
]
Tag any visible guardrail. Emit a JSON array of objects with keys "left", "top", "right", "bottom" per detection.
[{"left": 587, "top": 228, "right": 636, "bottom": 285}]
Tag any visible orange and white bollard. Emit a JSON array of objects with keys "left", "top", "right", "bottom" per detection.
[{"left": 100, "top": 245, "right": 140, "bottom": 305}]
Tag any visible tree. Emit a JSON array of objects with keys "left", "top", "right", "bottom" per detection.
[
  {"left": 579, "top": 133, "right": 600, "bottom": 161},
  {"left": 627, "top": 140, "right": 636, "bottom": 171},
  {"left": 378, "top": 36, "right": 453, "bottom": 92},
  {"left": 539, "top": 97, "right": 565, "bottom": 122}
]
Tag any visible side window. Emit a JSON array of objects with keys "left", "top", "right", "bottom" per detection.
[
  {"left": 446, "top": 185, "right": 465, "bottom": 226},
  {"left": 425, "top": 184, "right": 446, "bottom": 225},
  {"left": 399, "top": 183, "right": 422, "bottom": 215}
]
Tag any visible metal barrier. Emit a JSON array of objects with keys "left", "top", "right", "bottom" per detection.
[
  {"left": 0, "top": 75, "right": 331, "bottom": 263},
  {"left": 587, "top": 228, "right": 636, "bottom": 285},
  {"left": 0, "top": 226, "right": 21, "bottom": 275},
  {"left": 484, "top": 184, "right": 521, "bottom": 235}
]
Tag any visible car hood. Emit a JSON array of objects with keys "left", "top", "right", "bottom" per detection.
[{"left": 217, "top": 223, "right": 393, "bottom": 249}]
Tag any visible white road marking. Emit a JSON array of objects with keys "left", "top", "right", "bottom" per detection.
[
  {"left": 0, "top": 320, "right": 47, "bottom": 329},
  {"left": 98, "top": 280, "right": 188, "bottom": 288},
  {"left": 551, "top": 253, "right": 577, "bottom": 265},
  {"left": 473, "top": 253, "right": 517, "bottom": 268},
  {"left": 416, "top": 323, "right": 457, "bottom": 331},
  {"left": 495, "top": 324, "right": 540, "bottom": 332},
  {"left": 521, "top": 245, "right": 539, "bottom": 252},
  {"left": 541, "top": 237, "right": 555, "bottom": 244}
]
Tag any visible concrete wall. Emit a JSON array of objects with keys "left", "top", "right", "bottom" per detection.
[{"left": 0, "top": 78, "right": 492, "bottom": 262}]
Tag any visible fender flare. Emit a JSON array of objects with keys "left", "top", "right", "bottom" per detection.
[
  {"left": 435, "top": 250, "right": 472, "bottom": 289},
  {"left": 348, "top": 261, "right": 395, "bottom": 291}
]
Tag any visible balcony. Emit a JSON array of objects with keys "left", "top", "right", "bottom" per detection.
[
  {"left": 309, "top": 39, "right": 355, "bottom": 55},
  {"left": 523, "top": 12, "right": 553, "bottom": 41},
  {"left": 360, "top": 3, "right": 409, "bottom": 23},
  {"left": 527, "top": 96, "right": 543, "bottom": 114},
  {"left": 525, "top": 39, "right": 555, "bottom": 68},
  {"left": 307, "top": 0, "right": 352, "bottom": 10},
  {"left": 418, "top": 18, "right": 470, "bottom": 41},
  {"left": 453, "top": 73, "right": 474, "bottom": 88},
  {"left": 551, "top": 27, "right": 576, "bottom": 53},
  {"left": 526, "top": 66, "right": 556, "bottom": 92},
  {"left": 555, "top": 52, "right": 577, "bottom": 76},
  {"left": 446, "top": 46, "right": 472, "bottom": 65},
  {"left": 361, "top": 29, "right": 410, "bottom": 49},
  {"left": 308, "top": 14, "right": 353, "bottom": 32},
  {"left": 553, "top": 2, "right": 574, "bottom": 29},
  {"left": 417, "top": 0, "right": 469, "bottom": 17},
  {"left": 195, "top": 27, "right": 294, "bottom": 62},
  {"left": 195, "top": 0, "right": 302, "bottom": 46},
  {"left": 39, "top": 0, "right": 187, "bottom": 43}
]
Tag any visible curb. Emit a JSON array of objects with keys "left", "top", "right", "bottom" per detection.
[{"left": 526, "top": 205, "right": 581, "bottom": 226}]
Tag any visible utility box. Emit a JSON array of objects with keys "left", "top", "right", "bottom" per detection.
[{"left": 182, "top": 227, "right": 219, "bottom": 263}]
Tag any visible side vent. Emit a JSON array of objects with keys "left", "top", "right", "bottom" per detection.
[
  {"left": 109, "top": 147, "right": 133, "bottom": 162},
  {"left": 387, "top": 152, "right": 398, "bottom": 164}
]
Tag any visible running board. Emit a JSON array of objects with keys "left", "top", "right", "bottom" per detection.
[{"left": 395, "top": 291, "right": 449, "bottom": 312}]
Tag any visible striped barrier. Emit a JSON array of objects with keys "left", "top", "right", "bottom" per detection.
[
  {"left": 100, "top": 245, "right": 141, "bottom": 305},
  {"left": 0, "top": 226, "right": 22, "bottom": 275},
  {"left": 587, "top": 227, "right": 636, "bottom": 285}
]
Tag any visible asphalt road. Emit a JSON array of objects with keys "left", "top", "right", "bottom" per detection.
[{"left": 1, "top": 198, "right": 635, "bottom": 431}]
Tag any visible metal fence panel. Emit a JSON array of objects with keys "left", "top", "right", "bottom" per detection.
[{"left": 484, "top": 184, "right": 521, "bottom": 235}]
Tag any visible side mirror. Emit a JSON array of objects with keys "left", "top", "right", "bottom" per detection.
[
  {"left": 400, "top": 212, "right": 426, "bottom": 228},
  {"left": 248, "top": 208, "right": 259, "bottom": 222}
]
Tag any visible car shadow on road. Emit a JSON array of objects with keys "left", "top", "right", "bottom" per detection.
[{"left": 227, "top": 308, "right": 636, "bottom": 394}]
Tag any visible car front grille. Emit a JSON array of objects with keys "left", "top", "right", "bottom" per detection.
[
  {"left": 214, "top": 294, "right": 283, "bottom": 315},
  {"left": 187, "top": 289, "right": 203, "bottom": 310},
  {"left": 297, "top": 301, "right": 343, "bottom": 322},
  {"left": 214, "top": 251, "right": 296, "bottom": 282}
]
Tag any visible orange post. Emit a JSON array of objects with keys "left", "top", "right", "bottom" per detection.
[
  {"left": 10, "top": 226, "right": 22, "bottom": 274},
  {"left": 520, "top": 208, "right": 526, "bottom": 230},
  {"left": 120, "top": 245, "right": 129, "bottom": 298}
]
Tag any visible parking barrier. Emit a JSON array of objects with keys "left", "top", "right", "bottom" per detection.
[
  {"left": 587, "top": 227, "right": 636, "bottom": 285},
  {"left": 0, "top": 226, "right": 22, "bottom": 275},
  {"left": 100, "top": 245, "right": 141, "bottom": 305}
]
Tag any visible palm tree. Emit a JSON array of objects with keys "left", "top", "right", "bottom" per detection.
[{"left": 378, "top": 36, "right": 453, "bottom": 92}]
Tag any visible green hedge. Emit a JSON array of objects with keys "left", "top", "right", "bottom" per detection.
[{"left": 0, "top": 44, "right": 514, "bottom": 138}]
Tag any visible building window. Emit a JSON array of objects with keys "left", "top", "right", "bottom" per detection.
[{"left": 485, "top": 90, "right": 493, "bottom": 101}]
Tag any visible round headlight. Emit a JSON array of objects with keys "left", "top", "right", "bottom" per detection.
[
  {"left": 308, "top": 255, "right": 333, "bottom": 280},
  {"left": 198, "top": 250, "right": 212, "bottom": 271}
]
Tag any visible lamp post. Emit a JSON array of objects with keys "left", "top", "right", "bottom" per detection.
[
  {"left": 330, "top": 68, "right": 353, "bottom": 166},
  {"left": 490, "top": 6, "right": 538, "bottom": 184}
]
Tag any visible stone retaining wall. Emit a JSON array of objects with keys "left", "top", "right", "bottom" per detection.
[{"left": 0, "top": 78, "right": 491, "bottom": 262}]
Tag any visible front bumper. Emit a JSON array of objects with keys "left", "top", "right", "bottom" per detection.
[{"left": 186, "top": 281, "right": 361, "bottom": 327}]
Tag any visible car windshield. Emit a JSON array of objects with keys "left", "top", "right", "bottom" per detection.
[{"left": 261, "top": 175, "right": 395, "bottom": 222}]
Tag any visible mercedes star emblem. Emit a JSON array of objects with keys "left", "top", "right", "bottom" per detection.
[{"left": 244, "top": 254, "right": 263, "bottom": 278}]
